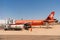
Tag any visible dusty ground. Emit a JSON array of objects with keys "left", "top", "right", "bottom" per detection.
[
  {"left": 0, "top": 25, "right": 60, "bottom": 35},
  {"left": 0, "top": 25, "right": 60, "bottom": 40},
  {"left": 0, "top": 35, "right": 60, "bottom": 40}
]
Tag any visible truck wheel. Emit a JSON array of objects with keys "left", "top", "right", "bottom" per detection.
[{"left": 4, "top": 28, "right": 8, "bottom": 30}]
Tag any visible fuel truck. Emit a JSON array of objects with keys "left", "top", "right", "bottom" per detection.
[{"left": 0, "top": 18, "right": 25, "bottom": 30}]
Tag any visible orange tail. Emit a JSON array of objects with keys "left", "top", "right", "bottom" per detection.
[{"left": 46, "top": 11, "right": 55, "bottom": 20}]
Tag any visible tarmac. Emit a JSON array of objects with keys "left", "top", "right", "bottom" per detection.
[{"left": 0, "top": 25, "right": 60, "bottom": 40}]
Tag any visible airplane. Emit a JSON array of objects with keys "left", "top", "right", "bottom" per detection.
[
  {"left": 4, "top": 11, "right": 58, "bottom": 30},
  {"left": 14, "top": 11, "right": 58, "bottom": 30}
]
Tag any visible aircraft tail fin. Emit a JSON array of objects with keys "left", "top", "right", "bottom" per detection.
[{"left": 46, "top": 11, "right": 55, "bottom": 20}]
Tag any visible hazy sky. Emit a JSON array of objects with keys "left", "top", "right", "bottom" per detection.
[{"left": 0, "top": 0, "right": 60, "bottom": 20}]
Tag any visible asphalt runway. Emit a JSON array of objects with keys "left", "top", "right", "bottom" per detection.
[{"left": 0, "top": 35, "right": 60, "bottom": 40}]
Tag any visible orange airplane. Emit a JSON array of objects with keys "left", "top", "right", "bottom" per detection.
[{"left": 13, "top": 11, "right": 58, "bottom": 30}]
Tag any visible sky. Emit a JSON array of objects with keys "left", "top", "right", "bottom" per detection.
[{"left": 0, "top": 0, "right": 60, "bottom": 20}]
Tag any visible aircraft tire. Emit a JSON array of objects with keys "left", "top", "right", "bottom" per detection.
[{"left": 24, "top": 23, "right": 31, "bottom": 30}]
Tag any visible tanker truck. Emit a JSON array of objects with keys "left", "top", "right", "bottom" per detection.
[{"left": 0, "top": 19, "right": 25, "bottom": 30}]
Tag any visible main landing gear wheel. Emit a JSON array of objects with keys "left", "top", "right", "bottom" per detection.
[
  {"left": 44, "top": 22, "right": 50, "bottom": 29},
  {"left": 24, "top": 23, "right": 31, "bottom": 30}
]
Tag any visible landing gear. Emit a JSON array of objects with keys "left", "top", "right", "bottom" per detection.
[
  {"left": 24, "top": 23, "right": 31, "bottom": 30},
  {"left": 43, "top": 22, "right": 51, "bottom": 29},
  {"left": 45, "top": 22, "right": 49, "bottom": 29}
]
